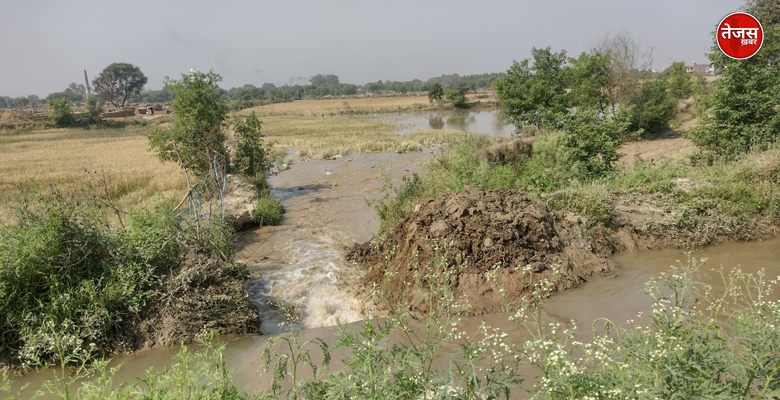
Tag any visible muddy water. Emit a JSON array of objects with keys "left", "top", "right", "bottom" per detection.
[
  {"left": 9, "top": 148, "right": 780, "bottom": 396},
  {"left": 235, "top": 149, "right": 433, "bottom": 334},
  {"left": 338, "top": 109, "right": 514, "bottom": 137}
]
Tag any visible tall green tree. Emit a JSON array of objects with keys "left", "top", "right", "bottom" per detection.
[
  {"left": 92, "top": 63, "right": 148, "bottom": 108},
  {"left": 495, "top": 47, "right": 570, "bottom": 128},
  {"left": 688, "top": 1, "right": 780, "bottom": 155},
  {"left": 145, "top": 70, "right": 229, "bottom": 188}
]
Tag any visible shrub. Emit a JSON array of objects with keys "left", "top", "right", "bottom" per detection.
[
  {"left": 229, "top": 112, "right": 271, "bottom": 183},
  {"left": 0, "top": 197, "right": 181, "bottom": 364},
  {"left": 84, "top": 97, "right": 104, "bottom": 126},
  {"left": 48, "top": 98, "right": 75, "bottom": 127},
  {"left": 445, "top": 89, "right": 470, "bottom": 108},
  {"left": 687, "top": 24, "right": 780, "bottom": 155},
  {"left": 252, "top": 192, "right": 285, "bottom": 226}
]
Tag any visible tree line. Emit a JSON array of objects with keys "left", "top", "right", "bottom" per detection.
[{"left": 1, "top": 69, "right": 504, "bottom": 110}]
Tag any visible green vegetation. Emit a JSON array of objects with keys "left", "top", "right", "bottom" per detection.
[
  {"left": 91, "top": 63, "right": 148, "bottom": 108},
  {"left": 445, "top": 86, "right": 470, "bottom": 108},
  {"left": 687, "top": 7, "right": 780, "bottom": 155},
  {"left": 5, "top": 253, "right": 778, "bottom": 399},
  {"left": 146, "top": 69, "right": 231, "bottom": 189},
  {"left": 48, "top": 98, "right": 75, "bottom": 127},
  {"left": 252, "top": 192, "right": 285, "bottom": 226},
  {"left": 428, "top": 82, "right": 444, "bottom": 103},
  {"left": 0, "top": 187, "right": 254, "bottom": 366},
  {"left": 230, "top": 112, "right": 272, "bottom": 184},
  {"left": 375, "top": 133, "right": 780, "bottom": 245}
]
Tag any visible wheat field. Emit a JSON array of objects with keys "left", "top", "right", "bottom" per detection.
[{"left": 0, "top": 128, "right": 186, "bottom": 223}]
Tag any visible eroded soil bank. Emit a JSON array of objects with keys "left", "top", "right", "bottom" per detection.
[{"left": 348, "top": 183, "right": 779, "bottom": 314}]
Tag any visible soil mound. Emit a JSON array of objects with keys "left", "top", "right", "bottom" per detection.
[{"left": 347, "top": 186, "right": 613, "bottom": 314}]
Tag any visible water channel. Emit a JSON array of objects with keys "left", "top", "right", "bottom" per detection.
[{"left": 8, "top": 129, "right": 779, "bottom": 396}]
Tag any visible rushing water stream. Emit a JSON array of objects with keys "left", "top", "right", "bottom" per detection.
[{"left": 8, "top": 147, "right": 780, "bottom": 396}]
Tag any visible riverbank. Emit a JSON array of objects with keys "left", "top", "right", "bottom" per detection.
[{"left": 353, "top": 132, "right": 780, "bottom": 312}]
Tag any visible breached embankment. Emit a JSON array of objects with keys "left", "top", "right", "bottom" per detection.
[{"left": 347, "top": 186, "right": 614, "bottom": 315}]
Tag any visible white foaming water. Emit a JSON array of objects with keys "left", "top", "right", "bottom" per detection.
[{"left": 247, "top": 235, "right": 366, "bottom": 335}]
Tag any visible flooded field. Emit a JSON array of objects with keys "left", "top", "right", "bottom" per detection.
[{"left": 337, "top": 109, "right": 514, "bottom": 137}]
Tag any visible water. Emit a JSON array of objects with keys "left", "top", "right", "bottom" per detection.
[
  {"left": 7, "top": 147, "right": 780, "bottom": 396},
  {"left": 340, "top": 109, "right": 515, "bottom": 137},
  {"left": 235, "top": 149, "right": 432, "bottom": 334}
]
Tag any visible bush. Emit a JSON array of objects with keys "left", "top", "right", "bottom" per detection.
[
  {"left": 445, "top": 89, "right": 470, "bottom": 108},
  {"left": 561, "top": 108, "right": 629, "bottom": 178},
  {"left": 251, "top": 192, "right": 285, "bottom": 226},
  {"left": 48, "top": 98, "right": 75, "bottom": 127},
  {"left": 84, "top": 97, "right": 103, "bottom": 126},
  {"left": 687, "top": 24, "right": 780, "bottom": 155},
  {"left": 630, "top": 78, "right": 677, "bottom": 134},
  {"left": 229, "top": 112, "right": 271, "bottom": 183},
  {"left": 0, "top": 198, "right": 182, "bottom": 364}
]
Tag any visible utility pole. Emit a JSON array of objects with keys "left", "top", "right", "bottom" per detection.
[{"left": 83, "top": 70, "right": 91, "bottom": 100}]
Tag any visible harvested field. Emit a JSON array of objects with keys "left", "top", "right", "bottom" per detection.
[{"left": 0, "top": 127, "right": 186, "bottom": 223}]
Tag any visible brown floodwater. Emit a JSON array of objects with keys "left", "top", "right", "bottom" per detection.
[{"left": 8, "top": 149, "right": 780, "bottom": 398}]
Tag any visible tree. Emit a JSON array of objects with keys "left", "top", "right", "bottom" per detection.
[
  {"left": 146, "top": 69, "right": 229, "bottom": 189},
  {"left": 428, "top": 82, "right": 444, "bottom": 104},
  {"left": 229, "top": 112, "right": 270, "bottom": 183},
  {"left": 27, "top": 95, "right": 40, "bottom": 108},
  {"left": 495, "top": 47, "right": 570, "bottom": 128},
  {"left": 666, "top": 62, "right": 695, "bottom": 100},
  {"left": 589, "top": 32, "right": 653, "bottom": 118},
  {"left": 687, "top": 1, "right": 780, "bottom": 155},
  {"left": 49, "top": 98, "right": 75, "bottom": 127},
  {"left": 92, "top": 63, "right": 148, "bottom": 108},
  {"left": 14, "top": 96, "right": 29, "bottom": 108}
]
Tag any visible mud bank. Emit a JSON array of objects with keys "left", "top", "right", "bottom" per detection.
[
  {"left": 348, "top": 184, "right": 780, "bottom": 315},
  {"left": 348, "top": 186, "right": 613, "bottom": 314}
]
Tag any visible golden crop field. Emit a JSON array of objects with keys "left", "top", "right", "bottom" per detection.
[{"left": 0, "top": 128, "right": 186, "bottom": 223}]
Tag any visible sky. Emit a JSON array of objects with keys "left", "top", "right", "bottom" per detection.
[{"left": 1, "top": 0, "right": 745, "bottom": 97}]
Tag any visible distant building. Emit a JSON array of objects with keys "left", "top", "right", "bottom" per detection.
[{"left": 685, "top": 62, "right": 714, "bottom": 75}]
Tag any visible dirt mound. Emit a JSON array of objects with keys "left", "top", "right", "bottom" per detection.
[{"left": 347, "top": 186, "right": 613, "bottom": 315}]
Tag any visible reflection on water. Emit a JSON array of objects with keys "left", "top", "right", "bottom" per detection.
[{"left": 340, "top": 109, "right": 514, "bottom": 137}]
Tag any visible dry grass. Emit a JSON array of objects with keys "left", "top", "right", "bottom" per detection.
[
  {"left": 241, "top": 95, "right": 433, "bottom": 117},
  {"left": 261, "top": 116, "right": 471, "bottom": 159},
  {"left": 0, "top": 127, "right": 186, "bottom": 223}
]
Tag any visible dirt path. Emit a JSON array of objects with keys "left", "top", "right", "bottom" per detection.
[{"left": 618, "top": 130, "right": 697, "bottom": 166}]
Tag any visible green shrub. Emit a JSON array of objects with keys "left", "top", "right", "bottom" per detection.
[
  {"left": 0, "top": 199, "right": 182, "bottom": 364},
  {"left": 48, "top": 98, "right": 75, "bottom": 127},
  {"left": 252, "top": 192, "right": 285, "bottom": 226},
  {"left": 229, "top": 112, "right": 271, "bottom": 183},
  {"left": 445, "top": 89, "right": 470, "bottom": 108}
]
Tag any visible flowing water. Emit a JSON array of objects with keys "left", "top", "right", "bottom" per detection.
[{"left": 8, "top": 148, "right": 780, "bottom": 396}]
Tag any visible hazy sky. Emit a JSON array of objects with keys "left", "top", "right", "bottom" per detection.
[{"left": 1, "top": 0, "right": 744, "bottom": 97}]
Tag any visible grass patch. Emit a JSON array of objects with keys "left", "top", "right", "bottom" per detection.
[{"left": 252, "top": 191, "right": 285, "bottom": 226}]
